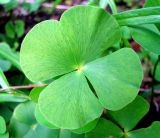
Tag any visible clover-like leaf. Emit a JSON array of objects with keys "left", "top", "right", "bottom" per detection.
[
  {"left": 86, "top": 118, "right": 123, "bottom": 138},
  {"left": 128, "top": 122, "right": 160, "bottom": 138},
  {"left": 20, "top": 5, "right": 143, "bottom": 129},
  {"left": 107, "top": 96, "right": 149, "bottom": 131}
]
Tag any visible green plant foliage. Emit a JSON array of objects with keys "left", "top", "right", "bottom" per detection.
[
  {"left": 0, "top": 93, "right": 29, "bottom": 103},
  {"left": 20, "top": 6, "right": 121, "bottom": 82},
  {"left": 84, "top": 48, "right": 142, "bottom": 110},
  {"left": 0, "top": 116, "right": 9, "bottom": 138},
  {"left": 114, "top": 7, "right": 160, "bottom": 26},
  {"left": 127, "top": 122, "right": 160, "bottom": 138},
  {"left": 144, "top": 0, "right": 160, "bottom": 7},
  {"left": 10, "top": 101, "right": 60, "bottom": 138},
  {"left": 86, "top": 96, "right": 160, "bottom": 138},
  {"left": 20, "top": 5, "right": 143, "bottom": 129},
  {"left": 15, "top": 20, "right": 25, "bottom": 38},
  {"left": 5, "top": 20, "right": 25, "bottom": 39},
  {"left": 0, "top": 68, "right": 9, "bottom": 88},
  {"left": 130, "top": 24, "right": 160, "bottom": 55},
  {"left": 58, "top": 129, "right": 85, "bottom": 138},
  {"left": 29, "top": 86, "right": 45, "bottom": 103},
  {"left": 86, "top": 118, "right": 123, "bottom": 138},
  {"left": 35, "top": 105, "right": 58, "bottom": 129},
  {"left": 71, "top": 119, "right": 99, "bottom": 134},
  {"left": 38, "top": 71, "right": 103, "bottom": 129},
  {"left": 0, "top": 0, "right": 10, "bottom": 4},
  {"left": 4, "top": 0, "right": 18, "bottom": 11},
  {"left": 0, "top": 43, "right": 20, "bottom": 70},
  {"left": 107, "top": 96, "right": 149, "bottom": 131},
  {"left": 0, "top": 59, "right": 11, "bottom": 72},
  {"left": 0, "top": 116, "right": 6, "bottom": 134}
]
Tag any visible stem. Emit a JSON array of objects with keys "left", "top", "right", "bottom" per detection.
[
  {"left": 151, "top": 55, "right": 160, "bottom": 103},
  {"left": 0, "top": 84, "right": 47, "bottom": 92}
]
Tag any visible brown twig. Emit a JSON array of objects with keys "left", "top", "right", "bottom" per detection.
[{"left": 0, "top": 84, "right": 47, "bottom": 92}]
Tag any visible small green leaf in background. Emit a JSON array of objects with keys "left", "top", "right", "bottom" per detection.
[
  {"left": 86, "top": 118, "right": 123, "bottom": 138},
  {"left": 0, "top": 43, "right": 20, "bottom": 70},
  {"left": 29, "top": 86, "right": 45, "bottom": 103},
  {"left": 5, "top": 21, "right": 15, "bottom": 39},
  {"left": 114, "top": 7, "right": 160, "bottom": 26},
  {"left": 15, "top": 20, "right": 25, "bottom": 38},
  {"left": 0, "top": 59, "right": 11, "bottom": 72},
  {"left": 5, "top": 20, "right": 25, "bottom": 38},
  {"left": 107, "top": 96, "right": 149, "bottom": 131},
  {"left": 0, "top": 93, "right": 29, "bottom": 103},
  {"left": 0, "top": 116, "right": 6, "bottom": 134},
  {"left": 0, "top": 67, "right": 9, "bottom": 88},
  {"left": 130, "top": 24, "right": 160, "bottom": 55},
  {"left": 144, "top": 0, "right": 160, "bottom": 7},
  {"left": 10, "top": 101, "right": 59, "bottom": 138},
  {"left": 4, "top": 0, "right": 19, "bottom": 11},
  {"left": 0, "top": 116, "right": 9, "bottom": 138},
  {"left": 0, "top": 0, "right": 10, "bottom": 4},
  {"left": 128, "top": 122, "right": 160, "bottom": 138}
]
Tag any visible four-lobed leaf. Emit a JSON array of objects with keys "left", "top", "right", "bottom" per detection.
[{"left": 20, "top": 5, "right": 143, "bottom": 129}]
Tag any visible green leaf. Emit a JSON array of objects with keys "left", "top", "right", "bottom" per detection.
[
  {"left": 107, "top": 96, "right": 149, "bottom": 131},
  {"left": 130, "top": 25, "right": 160, "bottom": 55},
  {"left": 155, "top": 63, "right": 160, "bottom": 81},
  {"left": 35, "top": 105, "right": 58, "bottom": 129},
  {"left": 59, "top": 129, "right": 85, "bottom": 138},
  {"left": 0, "top": 93, "right": 29, "bottom": 103},
  {"left": 29, "top": 86, "right": 45, "bottom": 103},
  {"left": 144, "top": 0, "right": 160, "bottom": 7},
  {"left": 14, "top": 102, "right": 37, "bottom": 125},
  {"left": 71, "top": 119, "right": 99, "bottom": 134},
  {"left": 0, "top": 59, "right": 11, "bottom": 72},
  {"left": 38, "top": 72, "right": 103, "bottom": 129},
  {"left": 114, "top": 7, "right": 160, "bottom": 20},
  {"left": 0, "top": 43, "right": 20, "bottom": 70},
  {"left": 0, "top": 116, "right": 6, "bottom": 134},
  {"left": 15, "top": 20, "right": 25, "bottom": 38},
  {"left": 128, "top": 122, "right": 160, "bottom": 138},
  {"left": 0, "top": 133, "right": 9, "bottom": 138},
  {"left": 84, "top": 48, "right": 143, "bottom": 110},
  {"left": 20, "top": 5, "right": 121, "bottom": 82},
  {"left": 5, "top": 21, "right": 15, "bottom": 38},
  {"left": 85, "top": 118, "right": 123, "bottom": 138},
  {"left": 0, "top": 68, "right": 9, "bottom": 88},
  {"left": 10, "top": 101, "right": 59, "bottom": 138},
  {"left": 0, "top": 0, "right": 10, "bottom": 4},
  {"left": 114, "top": 7, "right": 160, "bottom": 26}
]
